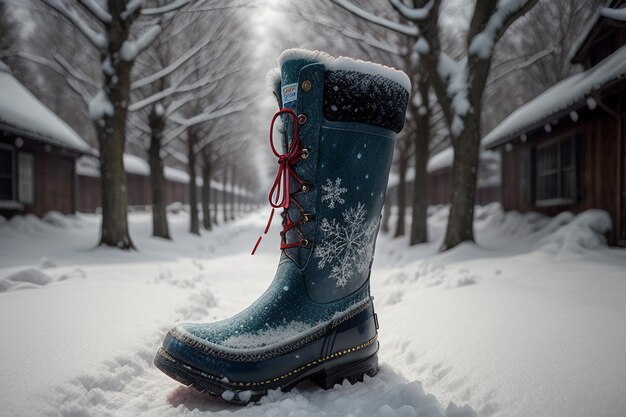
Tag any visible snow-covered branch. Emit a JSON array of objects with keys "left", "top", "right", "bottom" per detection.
[
  {"left": 469, "top": 0, "right": 537, "bottom": 59},
  {"left": 78, "top": 0, "right": 111, "bottom": 23},
  {"left": 436, "top": 53, "right": 470, "bottom": 137},
  {"left": 170, "top": 103, "right": 246, "bottom": 128},
  {"left": 53, "top": 53, "right": 99, "bottom": 90},
  {"left": 141, "top": 0, "right": 192, "bottom": 15},
  {"left": 490, "top": 47, "right": 554, "bottom": 85},
  {"left": 11, "top": 52, "right": 93, "bottom": 106},
  {"left": 42, "top": 0, "right": 107, "bottom": 49},
  {"left": 388, "top": 0, "right": 434, "bottom": 21},
  {"left": 120, "top": 25, "right": 162, "bottom": 62},
  {"left": 331, "top": 0, "right": 419, "bottom": 36},
  {"left": 131, "top": 31, "right": 217, "bottom": 89}
]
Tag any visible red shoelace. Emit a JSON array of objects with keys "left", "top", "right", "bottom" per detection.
[{"left": 251, "top": 108, "right": 307, "bottom": 255}]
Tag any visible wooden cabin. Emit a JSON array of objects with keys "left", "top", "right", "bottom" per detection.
[
  {"left": 0, "top": 62, "right": 90, "bottom": 218},
  {"left": 483, "top": 1, "right": 626, "bottom": 246},
  {"left": 387, "top": 148, "right": 501, "bottom": 208},
  {"left": 76, "top": 153, "right": 252, "bottom": 214}
]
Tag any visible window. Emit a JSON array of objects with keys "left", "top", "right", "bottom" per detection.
[
  {"left": 0, "top": 145, "right": 15, "bottom": 201},
  {"left": 18, "top": 152, "right": 34, "bottom": 204},
  {"left": 534, "top": 135, "right": 579, "bottom": 205}
]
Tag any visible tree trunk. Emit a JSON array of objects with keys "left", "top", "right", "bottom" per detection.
[
  {"left": 148, "top": 105, "right": 170, "bottom": 240},
  {"left": 229, "top": 171, "right": 236, "bottom": 221},
  {"left": 409, "top": 83, "right": 430, "bottom": 245},
  {"left": 394, "top": 156, "right": 408, "bottom": 238},
  {"left": 96, "top": 4, "right": 135, "bottom": 250},
  {"left": 201, "top": 147, "right": 212, "bottom": 231},
  {"left": 441, "top": 115, "right": 481, "bottom": 250},
  {"left": 212, "top": 183, "right": 219, "bottom": 226},
  {"left": 187, "top": 128, "right": 200, "bottom": 235},
  {"left": 222, "top": 169, "right": 229, "bottom": 223}
]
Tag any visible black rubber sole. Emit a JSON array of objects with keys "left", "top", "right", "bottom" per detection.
[{"left": 154, "top": 347, "right": 379, "bottom": 405}]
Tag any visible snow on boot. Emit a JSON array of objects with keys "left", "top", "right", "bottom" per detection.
[{"left": 154, "top": 49, "right": 410, "bottom": 404}]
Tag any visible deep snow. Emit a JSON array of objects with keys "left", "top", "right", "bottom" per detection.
[{"left": 0, "top": 205, "right": 625, "bottom": 417}]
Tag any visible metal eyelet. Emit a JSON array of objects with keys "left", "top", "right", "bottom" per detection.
[
  {"left": 302, "top": 80, "right": 312, "bottom": 92},
  {"left": 297, "top": 113, "right": 307, "bottom": 125},
  {"left": 301, "top": 184, "right": 310, "bottom": 193},
  {"left": 302, "top": 213, "right": 311, "bottom": 223},
  {"left": 300, "top": 238, "right": 309, "bottom": 247},
  {"left": 301, "top": 148, "right": 310, "bottom": 159}
]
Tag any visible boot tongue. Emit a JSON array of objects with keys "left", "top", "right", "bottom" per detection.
[
  {"left": 279, "top": 58, "right": 315, "bottom": 113},
  {"left": 278, "top": 57, "right": 319, "bottom": 152}
]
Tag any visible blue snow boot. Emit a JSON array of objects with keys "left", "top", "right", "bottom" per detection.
[{"left": 155, "top": 49, "right": 410, "bottom": 404}]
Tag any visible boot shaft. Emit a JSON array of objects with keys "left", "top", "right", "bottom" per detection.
[{"left": 270, "top": 49, "right": 410, "bottom": 303}]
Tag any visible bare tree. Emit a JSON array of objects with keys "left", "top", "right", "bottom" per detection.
[
  {"left": 128, "top": 7, "right": 242, "bottom": 239},
  {"left": 335, "top": 0, "right": 538, "bottom": 250},
  {"left": 31, "top": 0, "right": 197, "bottom": 249}
]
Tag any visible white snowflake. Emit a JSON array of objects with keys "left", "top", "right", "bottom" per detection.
[
  {"left": 313, "top": 203, "right": 379, "bottom": 287},
  {"left": 321, "top": 177, "right": 347, "bottom": 209}
]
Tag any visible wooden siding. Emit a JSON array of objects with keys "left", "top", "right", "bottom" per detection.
[
  {"left": 387, "top": 168, "right": 500, "bottom": 208},
  {"left": 0, "top": 134, "right": 79, "bottom": 217},
  {"left": 498, "top": 105, "right": 626, "bottom": 245}
]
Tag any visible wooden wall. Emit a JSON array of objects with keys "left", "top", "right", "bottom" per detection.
[
  {"left": 498, "top": 107, "right": 626, "bottom": 245},
  {"left": 32, "top": 153, "right": 76, "bottom": 216},
  {"left": 387, "top": 169, "right": 500, "bottom": 208}
]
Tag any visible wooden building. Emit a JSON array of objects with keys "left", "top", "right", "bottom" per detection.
[
  {"left": 0, "top": 62, "right": 90, "bottom": 218},
  {"left": 387, "top": 147, "right": 501, "bottom": 208},
  {"left": 483, "top": 1, "right": 626, "bottom": 246},
  {"left": 76, "top": 153, "right": 252, "bottom": 214}
]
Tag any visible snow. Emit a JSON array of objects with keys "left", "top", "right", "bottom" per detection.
[
  {"left": 600, "top": 7, "right": 626, "bottom": 21},
  {"left": 468, "top": 0, "right": 530, "bottom": 59},
  {"left": 1, "top": 206, "right": 625, "bottom": 416},
  {"left": 483, "top": 44, "right": 626, "bottom": 148},
  {"left": 388, "top": 0, "right": 434, "bottom": 20},
  {"left": 120, "top": 25, "right": 162, "bottom": 61},
  {"left": 331, "top": 0, "right": 420, "bottom": 38},
  {"left": 89, "top": 90, "right": 114, "bottom": 121},
  {"left": 43, "top": 0, "right": 107, "bottom": 48},
  {"left": 80, "top": 0, "right": 112, "bottom": 22},
  {"left": 0, "top": 65, "right": 90, "bottom": 153},
  {"left": 278, "top": 48, "right": 412, "bottom": 93},
  {"left": 76, "top": 154, "right": 250, "bottom": 195},
  {"left": 437, "top": 54, "right": 470, "bottom": 138}
]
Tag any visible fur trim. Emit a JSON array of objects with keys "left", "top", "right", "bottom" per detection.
[
  {"left": 265, "top": 67, "right": 281, "bottom": 92},
  {"left": 278, "top": 48, "right": 411, "bottom": 93}
]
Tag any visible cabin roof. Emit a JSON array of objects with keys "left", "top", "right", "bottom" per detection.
[
  {"left": 0, "top": 63, "right": 90, "bottom": 153},
  {"left": 570, "top": 4, "right": 626, "bottom": 64},
  {"left": 76, "top": 153, "right": 250, "bottom": 195},
  {"left": 483, "top": 43, "right": 626, "bottom": 149}
]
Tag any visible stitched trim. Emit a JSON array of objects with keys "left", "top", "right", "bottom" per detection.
[
  {"left": 169, "top": 298, "right": 373, "bottom": 362},
  {"left": 158, "top": 334, "right": 378, "bottom": 388}
]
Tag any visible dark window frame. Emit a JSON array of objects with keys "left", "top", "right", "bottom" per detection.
[
  {"left": 0, "top": 143, "right": 16, "bottom": 202},
  {"left": 17, "top": 151, "right": 35, "bottom": 205},
  {"left": 533, "top": 133, "right": 582, "bottom": 207}
]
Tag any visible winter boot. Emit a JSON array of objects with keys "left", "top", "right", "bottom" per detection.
[{"left": 154, "top": 49, "right": 410, "bottom": 404}]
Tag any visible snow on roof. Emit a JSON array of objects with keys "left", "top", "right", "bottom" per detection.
[
  {"left": 483, "top": 43, "right": 626, "bottom": 148},
  {"left": 0, "top": 65, "right": 90, "bottom": 153},
  {"left": 278, "top": 48, "right": 411, "bottom": 92},
  {"left": 76, "top": 154, "right": 251, "bottom": 195},
  {"left": 570, "top": 6, "right": 626, "bottom": 64}
]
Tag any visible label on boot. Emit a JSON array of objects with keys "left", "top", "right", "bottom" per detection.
[{"left": 281, "top": 83, "right": 298, "bottom": 106}]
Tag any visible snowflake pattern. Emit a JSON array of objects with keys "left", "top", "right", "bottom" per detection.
[
  {"left": 321, "top": 177, "right": 347, "bottom": 209},
  {"left": 313, "top": 202, "right": 379, "bottom": 287}
]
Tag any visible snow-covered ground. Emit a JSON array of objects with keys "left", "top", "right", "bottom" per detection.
[{"left": 0, "top": 205, "right": 625, "bottom": 417}]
